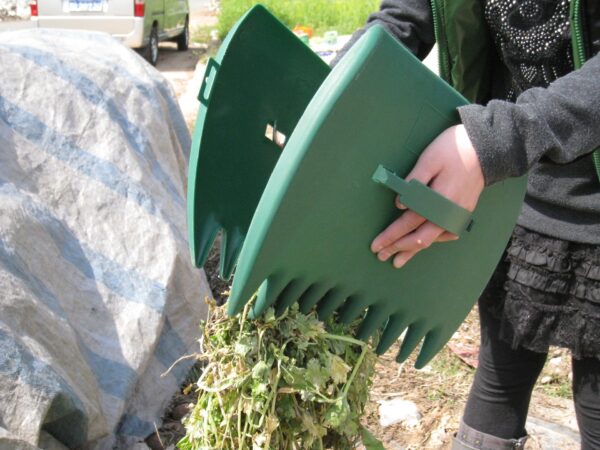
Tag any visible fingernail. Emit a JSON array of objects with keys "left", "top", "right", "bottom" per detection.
[
  {"left": 378, "top": 252, "right": 389, "bottom": 261},
  {"left": 394, "top": 260, "right": 405, "bottom": 269},
  {"left": 372, "top": 244, "right": 382, "bottom": 253}
]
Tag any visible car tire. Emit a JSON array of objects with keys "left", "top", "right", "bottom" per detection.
[
  {"left": 144, "top": 25, "right": 159, "bottom": 66},
  {"left": 176, "top": 17, "right": 189, "bottom": 51}
]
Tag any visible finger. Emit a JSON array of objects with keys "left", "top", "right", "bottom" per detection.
[
  {"left": 392, "top": 250, "right": 418, "bottom": 269},
  {"left": 377, "top": 221, "right": 445, "bottom": 259},
  {"left": 395, "top": 195, "right": 407, "bottom": 210},
  {"left": 436, "top": 231, "right": 459, "bottom": 243},
  {"left": 371, "top": 211, "right": 426, "bottom": 254}
]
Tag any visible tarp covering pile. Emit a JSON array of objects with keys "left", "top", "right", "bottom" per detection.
[{"left": 0, "top": 29, "right": 210, "bottom": 449}]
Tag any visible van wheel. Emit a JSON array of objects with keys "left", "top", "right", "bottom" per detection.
[
  {"left": 177, "top": 17, "right": 189, "bottom": 51},
  {"left": 145, "top": 25, "right": 159, "bottom": 66}
]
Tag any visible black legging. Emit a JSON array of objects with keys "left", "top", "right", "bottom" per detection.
[{"left": 462, "top": 301, "right": 600, "bottom": 449}]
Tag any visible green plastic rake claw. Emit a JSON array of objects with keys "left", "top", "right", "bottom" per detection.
[
  {"left": 189, "top": 7, "right": 526, "bottom": 367},
  {"left": 187, "top": 5, "right": 329, "bottom": 279}
]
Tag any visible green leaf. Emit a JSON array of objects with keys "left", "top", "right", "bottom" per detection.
[
  {"left": 277, "top": 395, "right": 296, "bottom": 419},
  {"left": 295, "top": 313, "right": 325, "bottom": 339},
  {"left": 252, "top": 360, "right": 270, "bottom": 380},
  {"left": 263, "top": 307, "right": 276, "bottom": 323},
  {"left": 324, "top": 397, "right": 349, "bottom": 428},
  {"left": 301, "top": 412, "right": 327, "bottom": 440},
  {"left": 306, "top": 358, "right": 329, "bottom": 388},
  {"left": 329, "top": 354, "right": 351, "bottom": 385},
  {"left": 279, "top": 318, "right": 293, "bottom": 338},
  {"left": 234, "top": 335, "right": 255, "bottom": 355},
  {"left": 252, "top": 381, "right": 268, "bottom": 396},
  {"left": 282, "top": 366, "right": 310, "bottom": 389},
  {"left": 360, "top": 426, "right": 385, "bottom": 450}
]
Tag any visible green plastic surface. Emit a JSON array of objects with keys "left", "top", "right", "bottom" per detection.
[
  {"left": 224, "top": 23, "right": 527, "bottom": 367},
  {"left": 187, "top": 5, "right": 330, "bottom": 279}
]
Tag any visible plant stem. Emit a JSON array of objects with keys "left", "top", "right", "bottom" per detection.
[
  {"left": 323, "top": 333, "right": 366, "bottom": 347},
  {"left": 342, "top": 345, "right": 367, "bottom": 398}
]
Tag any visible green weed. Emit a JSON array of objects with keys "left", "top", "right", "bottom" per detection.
[
  {"left": 218, "top": 0, "right": 380, "bottom": 38},
  {"left": 431, "top": 347, "right": 475, "bottom": 378},
  {"left": 191, "top": 25, "right": 213, "bottom": 44},
  {"left": 537, "top": 376, "right": 573, "bottom": 400}
]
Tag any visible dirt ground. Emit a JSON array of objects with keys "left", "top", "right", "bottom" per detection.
[
  {"left": 150, "top": 8, "right": 581, "bottom": 450},
  {"left": 149, "top": 245, "right": 578, "bottom": 450}
]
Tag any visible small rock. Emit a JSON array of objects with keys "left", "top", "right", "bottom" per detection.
[
  {"left": 171, "top": 402, "right": 192, "bottom": 420},
  {"left": 541, "top": 375, "right": 553, "bottom": 384},
  {"left": 427, "top": 415, "right": 450, "bottom": 448},
  {"left": 161, "top": 420, "right": 184, "bottom": 433},
  {"left": 378, "top": 398, "right": 422, "bottom": 428},
  {"left": 549, "top": 357, "right": 562, "bottom": 366},
  {"left": 145, "top": 433, "right": 164, "bottom": 450}
]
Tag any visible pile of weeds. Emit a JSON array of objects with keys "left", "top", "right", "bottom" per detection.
[{"left": 178, "top": 297, "right": 382, "bottom": 450}]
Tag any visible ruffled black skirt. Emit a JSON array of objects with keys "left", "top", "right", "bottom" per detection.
[{"left": 480, "top": 225, "right": 600, "bottom": 360}]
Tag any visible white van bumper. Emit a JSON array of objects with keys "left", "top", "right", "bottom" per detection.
[{"left": 31, "top": 16, "right": 146, "bottom": 48}]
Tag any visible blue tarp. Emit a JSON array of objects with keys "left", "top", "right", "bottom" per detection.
[{"left": 0, "top": 29, "right": 209, "bottom": 449}]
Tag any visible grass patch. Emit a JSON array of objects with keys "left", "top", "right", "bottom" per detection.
[
  {"left": 430, "top": 346, "right": 475, "bottom": 379},
  {"left": 534, "top": 349, "right": 573, "bottom": 400},
  {"left": 191, "top": 25, "right": 220, "bottom": 62},
  {"left": 218, "top": 0, "right": 380, "bottom": 38},
  {"left": 537, "top": 378, "right": 573, "bottom": 399},
  {"left": 191, "top": 24, "right": 213, "bottom": 44}
]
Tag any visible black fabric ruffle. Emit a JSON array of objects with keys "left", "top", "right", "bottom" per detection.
[{"left": 480, "top": 226, "right": 600, "bottom": 360}]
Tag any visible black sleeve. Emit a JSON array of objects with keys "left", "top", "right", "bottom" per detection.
[
  {"left": 331, "top": 0, "right": 435, "bottom": 66},
  {"left": 459, "top": 52, "right": 600, "bottom": 186}
]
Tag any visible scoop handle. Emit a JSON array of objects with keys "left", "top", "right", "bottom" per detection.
[
  {"left": 198, "top": 58, "right": 221, "bottom": 106},
  {"left": 372, "top": 165, "right": 474, "bottom": 236}
]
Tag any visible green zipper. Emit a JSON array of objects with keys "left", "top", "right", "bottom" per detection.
[
  {"left": 430, "top": 0, "right": 451, "bottom": 83},
  {"left": 570, "top": 0, "right": 600, "bottom": 182},
  {"left": 570, "top": 0, "right": 586, "bottom": 68}
]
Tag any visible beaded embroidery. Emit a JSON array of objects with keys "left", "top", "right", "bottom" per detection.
[{"left": 484, "top": 0, "right": 574, "bottom": 100}]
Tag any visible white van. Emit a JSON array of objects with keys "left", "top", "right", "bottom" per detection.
[{"left": 29, "top": 0, "right": 189, "bottom": 65}]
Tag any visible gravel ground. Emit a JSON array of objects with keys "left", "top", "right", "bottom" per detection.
[{"left": 0, "top": 0, "right": 29, "bottom": 20}]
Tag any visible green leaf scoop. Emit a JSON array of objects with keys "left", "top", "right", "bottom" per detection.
[{"left": 188, "top": 5, "right": 526, "bottom": 367}]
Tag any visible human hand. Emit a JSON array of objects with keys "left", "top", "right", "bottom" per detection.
[{"left": 371, "top": 124, "right": 485, "bottom": 268}]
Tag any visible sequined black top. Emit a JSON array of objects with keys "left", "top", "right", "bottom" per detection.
[{"left": 484, "top": 0, "right": 574, "bottom": 100}]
